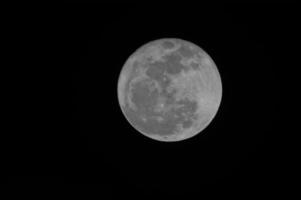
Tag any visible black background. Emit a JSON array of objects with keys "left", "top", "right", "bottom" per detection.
[{"left": 8, "top": 2, "right": 293, "bottom": 197}]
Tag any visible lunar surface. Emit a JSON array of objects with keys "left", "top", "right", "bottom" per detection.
[{"left": 118, "top": 39, "right": 222, "bottom": 142}]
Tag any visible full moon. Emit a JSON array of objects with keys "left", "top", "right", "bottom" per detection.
[{"left": 118, "top": 38, "right": 222, "bottom": 142}]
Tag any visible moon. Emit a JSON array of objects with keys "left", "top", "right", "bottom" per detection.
[{"left": 118, "top": 38, "right": 222, "bottom": 142}]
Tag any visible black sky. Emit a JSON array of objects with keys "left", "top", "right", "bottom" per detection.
[{"left": 8, "top": 2, "right": 294, "bottom": 197}]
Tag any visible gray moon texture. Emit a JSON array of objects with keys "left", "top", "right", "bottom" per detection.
[{"left": 118, "top": 38, "right": 222, "bottom": 142}]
